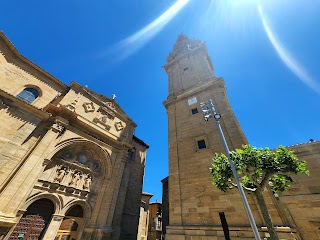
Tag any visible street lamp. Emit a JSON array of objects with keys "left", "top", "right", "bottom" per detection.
[{"left": 200, "top": 99, "right": 261, "bottom": 240}]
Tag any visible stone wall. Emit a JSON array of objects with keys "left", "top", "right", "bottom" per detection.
[
  {"left": 0, "top": 32, "right": 148, "bottom": 240},
  {"left": 163, "top": 35, "right": 298, "bottom": 239},
  {"left": 278, "top": 141, "right": 320, "bottom": 239}
]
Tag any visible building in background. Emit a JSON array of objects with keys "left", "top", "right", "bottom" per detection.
[
  {"left": 137, "top": 192, "right": 153, "bottom": 240},
  {"left": 0, "top": 32, "right": 149, "bottom": 240},
  {"left": 162, "top": 34, "right": 320, "bottom": 239},
  {"left": 147, "top": 201, "right": 162, "bottom": 240}
]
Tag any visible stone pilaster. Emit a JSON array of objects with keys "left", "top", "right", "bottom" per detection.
[
  {"left": 42, "top": 214, "right": 64, "bottom": 240},
  {"left": 0, "top": 118, "right": 66, "bottom": 216}
]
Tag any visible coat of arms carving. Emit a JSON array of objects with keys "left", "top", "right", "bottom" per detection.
[{"left": 92, "top": 107, "right": 115, "bottom": 131}]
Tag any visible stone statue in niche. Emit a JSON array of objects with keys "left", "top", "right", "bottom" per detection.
[
  {"left": 54, "top": 166, "right": 67, "bottom": 183},
  {"left": 83, "top": 175, "right": 92, "bottom": 190},
  {"left": 69, "top": 171, "right": 81, "bottom": 187}
]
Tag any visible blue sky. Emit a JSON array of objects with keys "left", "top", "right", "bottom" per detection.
[{"left": 1, "top": 0, "right": 319, "bottom": 202}]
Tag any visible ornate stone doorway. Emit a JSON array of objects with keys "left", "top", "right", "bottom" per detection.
[
  {"left": 9, "top": 199, "right": 55, "bottom": 240},
  {"left": 55, "top": 205, "right": 84, "bottom": 240}
]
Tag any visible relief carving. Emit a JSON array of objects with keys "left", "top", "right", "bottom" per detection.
[
  {"left": 38, "top": 146, "right": 104, "bottom": 198},
  {"left": 82, "top": 102, "right": 95, "bottom": 113},
  {"left": 93, "top": 107, "right": 115, "bottom": 131},
  {"left": 101, "top": 107, "right": 115, "bottom": 119},
  {"left": 114, "top": 121, "right": 124, "bottom": 132},
  {"left": 52, "top": 122, "right": 66, "bottom": 134},
  {"left": 65, "top": 93, "right": 81, "bottom": 112},
  {"left": 105, "top": 102, "right": 116, "bottom": 110},
  {"left": 54, "top": 166, "right": 67, "bottom": 183},
  {"left": 83, "top": 175, "right": 92, "bottom": 190},
  {"left": 49, "top": 165, "right": 94, "bottom": 192},
  {"left": 65, "top": 104, "right": 76, "bottom": 112},
  {"left": 69, "top": 171, "right": 81, "bottom": 188}
]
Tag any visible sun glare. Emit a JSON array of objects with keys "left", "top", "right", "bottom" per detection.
[
  {"left": 258, "top": 5, "right": 320, "bottom": 94},
  {"left": 204, "top": 0, "right": 319, "bottom": 94},
  {"left": 117, "top": 0, "right": 190, "bottom": 60}
]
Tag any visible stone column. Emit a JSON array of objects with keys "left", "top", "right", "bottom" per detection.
[{"left": 42, "top": 214, "right": 64, "bottom": 240}]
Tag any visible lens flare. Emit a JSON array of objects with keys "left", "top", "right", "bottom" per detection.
[
  {"left": 117, "top": 0, "right": 190, "bottom": 60},
  {"left": 258, "top": 5, "right": 320, "bottom": 94}
]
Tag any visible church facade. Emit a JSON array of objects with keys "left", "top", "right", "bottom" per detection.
[
  {"left": 0, "top": 32, "right": 149, "bottom": 240},
  {"left": 163, "top": 34, "right": 320, "bottom": 239}
]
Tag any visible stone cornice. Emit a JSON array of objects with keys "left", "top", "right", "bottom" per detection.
[
  {"left": 288, "top": 140, "right": 320, "bottom": 157},
  {"left": 0, "top": 89, "right": 50, "bottom": 120},
  {"left": 163, "top": 77, "right": 225, "bottom": 108}
]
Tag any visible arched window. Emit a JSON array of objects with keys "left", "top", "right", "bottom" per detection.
[{"left": 16, "top": 87, "right": 39, "bottom": 104}]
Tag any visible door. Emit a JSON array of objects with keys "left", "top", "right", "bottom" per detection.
[{"left": 9, "top": 199, "right": 55, "bottom": 240}]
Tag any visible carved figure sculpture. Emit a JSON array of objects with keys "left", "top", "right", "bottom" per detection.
[
  {"left": 54, "top": 166, "right": 67, "bottom": 183},
  {"left": 69, "top": 171, "right": 81, "bottom": 187},
  {"left": 83, "top": 175, "right": 92, "bottom": 190}
]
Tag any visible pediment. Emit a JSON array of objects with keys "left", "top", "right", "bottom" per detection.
[{"left": 58, "top": 83, "right": 135, "bottom": 139}]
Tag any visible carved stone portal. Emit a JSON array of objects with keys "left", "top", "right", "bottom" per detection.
[{"left": 39, "top": 147, "right": 104, "bottom": 196}]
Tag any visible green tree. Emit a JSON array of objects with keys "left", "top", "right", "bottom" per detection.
[{"left": 210, "top": 145, "right": 308, "bottom": 240}]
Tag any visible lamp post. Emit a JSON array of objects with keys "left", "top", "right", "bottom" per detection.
[{"left": 200, "top": 99, "right": 261, "bottom": 240}]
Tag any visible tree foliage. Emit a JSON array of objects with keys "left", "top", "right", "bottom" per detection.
[
  {"left": 210, "top": 145, "right": 309, "bottom": 239},
  {"left": 210, "top": 145, "right": 308, "bottom": 193}
]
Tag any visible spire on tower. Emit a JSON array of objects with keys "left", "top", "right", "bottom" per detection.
[{"left": 166, "top": 33, "right": 202, "bottom": 63}]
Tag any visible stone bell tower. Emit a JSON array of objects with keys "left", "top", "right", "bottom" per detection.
[
  {"left": 163, "top": 34, "right": 262, "bottom": 239},
  {"left": 163, "top": 34, "right": 300, "bottom": 239}
]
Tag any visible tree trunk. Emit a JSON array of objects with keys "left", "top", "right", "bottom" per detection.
[{"left": 255, "top": 189, "right": 279, "bottom": 240}]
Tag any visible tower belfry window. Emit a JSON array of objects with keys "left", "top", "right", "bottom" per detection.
[{"left": 16, "top": 87, "right": 39, "bottom": 104}]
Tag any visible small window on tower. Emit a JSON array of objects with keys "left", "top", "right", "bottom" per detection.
[
  {"left": 183, "top": 67, "right": 189, "bottom": 71},
  {"left": 191, "top": 108, "right": 198, "bottom": 115},
  {"left": 197, "top": 140, "right": 207, "bottom": 149}
]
